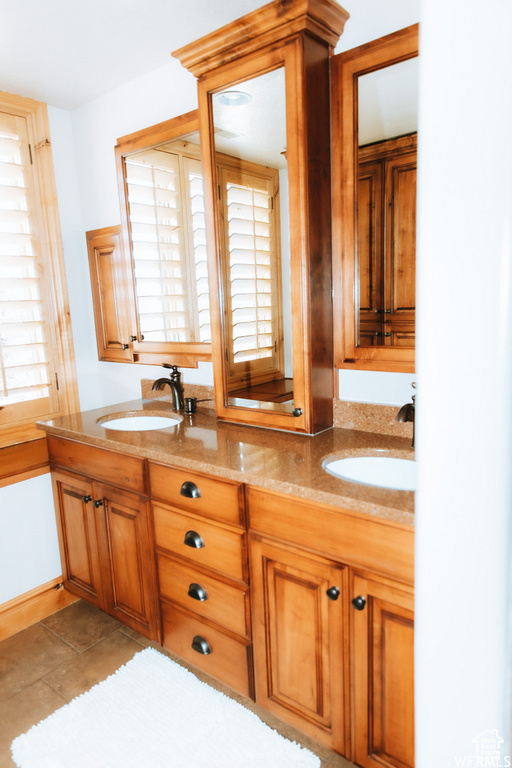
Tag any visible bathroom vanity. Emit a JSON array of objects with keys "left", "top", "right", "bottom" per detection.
[{"left": 39, "top": 398, "right": 414, "bottom": 768}]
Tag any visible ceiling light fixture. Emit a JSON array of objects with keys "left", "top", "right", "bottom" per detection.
[{"left": 215, "top": 90, "right": 252, "bottom": 107}]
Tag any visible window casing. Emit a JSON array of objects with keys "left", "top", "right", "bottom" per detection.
[{"left": 0, "top": 91, "right": 78, "bottom": 446}]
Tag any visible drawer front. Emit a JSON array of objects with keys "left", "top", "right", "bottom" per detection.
[
  {"left": 152, "top": 503, "right": 246, "bottom": 582},
  {"left": 161, "top": 602, "right": 252, "bottom": 697},
  {"left": 48, "top": 436, "right": 146, "bottom": 495},
  {"left": 158, "top": 554, "right": 249, "bottom": 638},
  {"left": 247, "top": 486, "right": 414, "bottom": 586},
  {"left": 149, "top": 462, "right": 244, "bottom": 526}
]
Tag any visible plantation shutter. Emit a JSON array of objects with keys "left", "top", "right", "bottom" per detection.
[
  {"left": 183, "top": 156, "right": 210, "bottom": 343},
  {"left": 220, "top": 166, "right": 282, "bottom": 386},
  {"left": 124, "top": 147, "right": 210, "bottom": 344},
  {"left": 0, "top": 110, "right": 58, "bottom": 423}
]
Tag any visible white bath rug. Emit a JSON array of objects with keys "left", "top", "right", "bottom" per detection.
[{"left": 11, "top": 647, "right": 320, "bottom": 768}]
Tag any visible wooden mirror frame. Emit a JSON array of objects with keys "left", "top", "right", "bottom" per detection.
[
  {"left": 115, "top": 110, "right": 212, "bottom": 368},
  {"left": 331, "top": 24, "right": 419, "bottom": 373},
  {"left": 173, "top": 0, "right": 349, "bottom": 434}
]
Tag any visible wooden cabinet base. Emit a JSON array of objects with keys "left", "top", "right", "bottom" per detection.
[
  {"left": 250, "top": 535, "right": 348, "bottom": 754},
  {"left": 161, "top": 601, "right": 253, "bottom": 698},
  {"left": 351, "top": 572, "right": 414, "bottom": 767}
]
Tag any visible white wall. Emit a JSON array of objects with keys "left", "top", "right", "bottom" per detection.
[
  {"left": 415, "top": 0, "right": 512, "bottom": 763},
  {"left": 0, "top": 475, "right": 62, "bottom": 604}
]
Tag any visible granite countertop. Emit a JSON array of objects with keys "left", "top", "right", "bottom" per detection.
[{"left": 37, "top": 397, "right": 415, "bottom": 528}]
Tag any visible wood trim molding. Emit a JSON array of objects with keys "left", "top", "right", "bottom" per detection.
[
  {"left": 0, "top": 578, "right": 77, "bottom": 642},
  {"left": 0, "top": 436, "right": 50, "bottom": 487},
  {"left": 172, "top": 0, "right": 349, "bottom": 77}
]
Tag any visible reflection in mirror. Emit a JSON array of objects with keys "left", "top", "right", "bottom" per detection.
[
  {"left": 123, "top": 133, "right": 211, "bottom": 345},
  {"left": 357, "top": 58, "right": 418, "bottom": 348},
  {"left": 212, "top": 67, "right": 294, "bottom": 412}
]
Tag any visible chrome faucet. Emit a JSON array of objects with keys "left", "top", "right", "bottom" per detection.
[
  {"left": 396, "top": 384, "right": 415, "bottom": 448},
  {"left": 151, "top": 365, "right": 185, "bottom": 411}
]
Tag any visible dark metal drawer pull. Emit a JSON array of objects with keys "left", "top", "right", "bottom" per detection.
[
  {"left": 326, "top": 586, "right": 340, "bottom": 601},
  {"left": 180, "top": 481, "right": 201, "bottom": 499},
  {"left": 352, "top": 595, "right": 367, "bottom": 611},
  {"left": 184, "top": 530, "right": 205, "bottom": 549},
  {"left": 82, "top": 495, "right": 92, "bottom": 504},
  {"left": 94, "top": 499, "right": 104, "bottom": 508},
  {"left": 191, "top": 635, "right": 211, "bottom": 655},
  {"left": 188, "top": 583, "right": 208, "bottom": 602}
]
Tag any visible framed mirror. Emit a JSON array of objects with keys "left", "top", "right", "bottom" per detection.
[
  {"left": 212, "top": 67, "right": 295, "bottom": 412},
  {"left": 174, "top": 0, "right": 348, "bottom": 433},
  {"left": 115, "top": 111, "right": 212, "bottom": 367},
  {"left": 332, "top": 24, "right": 419, "bottom": 372}
]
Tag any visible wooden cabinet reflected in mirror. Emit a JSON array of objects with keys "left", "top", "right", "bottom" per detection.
[{"left": 332, "top": 25, "right": 419, "bottom": 373}]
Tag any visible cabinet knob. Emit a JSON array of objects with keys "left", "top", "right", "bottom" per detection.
[
  {"left": 191, "top": 635, "right": 211, "bottom": 655},
  {"left": 129, "top": 335, "right": 137, "bottom": 342},
  {"left": 184, "top": 530, "right": 205, "bottom": 549},
  {"left": 82, "top": 495, "right": 92, "bottom": 504},
  {"left": 188, "top": 583, "right": 208, "bottom": 601},
  {"left": 121, "top": 344, "right": 129, "bottom": 350},
  {"left": 94, "top": 499, "right": 104, "bottom": 508},
  {"left": 180, "top": 481, "right": 201, "bottom": 499},
  {"left": 326, "top": 586, "right": 340, "bottom": 601},
  {"left": 352, "top": 595, "right": 367, "bottom": 611},
  {"left": 292, "top": 408, "right": 303, "bottom": 417}
]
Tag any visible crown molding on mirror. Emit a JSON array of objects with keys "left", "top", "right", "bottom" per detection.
[
  {"left": 331, "top": 24, "right": 419, "bottom": 374},
  {"left": 172, "top": 0, "right": 349, "bottom": 78}
]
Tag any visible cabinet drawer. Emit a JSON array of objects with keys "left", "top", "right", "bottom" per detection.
[
  {"left": 161, "top": 602, "right": 252, "bottom": 697},
  {"left": 152, "top": 503, "right": 246, "bottom": 582},
  {"left": 149, "top": 462, "right": 244, "bottom": 526},
  {"left": 48, "top": 436, "right": 146, "bottom": 495},
  {"left": 247, "top": 486, "right": 414, "bottom": 585},
  {"left": 158, "top": 554, "right": 249, "bottom": 638}
]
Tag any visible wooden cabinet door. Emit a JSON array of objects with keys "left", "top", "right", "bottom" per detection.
[
  {"left": 51, "top": 471, "right": 104, "bottom": 609},
  {"left": 351, "top": 572, "right": 414, "bottom": 768},
  {"left": 86, "top": 226, "right": 135, "bottom": 362},
  {"left": 384, "top": 153, "right": 416, "bottom": 328},
  {"left": 95, "top": 483, "right": 159, "bottom": 640},
  {"left": 250, "top": 536, "right": 348, "bottom": 753},
  {"left": 358, "top": 161, "right": 384, "bottom": 329}
]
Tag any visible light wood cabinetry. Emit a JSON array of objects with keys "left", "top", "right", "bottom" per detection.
[
  {"left": 250, "top": 535, "right": 348, "bottom": 753},
  {"left": 247, "top": 486, "right": 414, "bottom": 764},
  {"left": 150, "top": 462, "right": 252, "bottom": 697},
  {"left": 46, "top": 431, "right": 414, "bottom": 764},
  {"left": 48, "top": 437, "right": 159, "bottom": 640},
  {"left": 86, "top": 226, "right": 135, "bottom": 362},
  {"left": 351, "top": 572, "right": 414, "bottom": 768}
]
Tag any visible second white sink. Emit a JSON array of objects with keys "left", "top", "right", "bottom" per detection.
[
  {"left": 98, "top": 415, "right": 181, "bottom": 431},
  {"left": 323, "top": 456, "right": 416, "bottom": 491}
]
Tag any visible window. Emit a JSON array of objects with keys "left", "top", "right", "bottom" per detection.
[{"left": 0, "top": 91, "right": 78, "bottom": 447}]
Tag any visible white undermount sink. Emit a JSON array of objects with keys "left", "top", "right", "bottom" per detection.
[
  {"left": 97, "top": 414, "right": 181, "bottom": 431},
  {"left": 323, "top": 456, "right": 416, "bottom": 491}
]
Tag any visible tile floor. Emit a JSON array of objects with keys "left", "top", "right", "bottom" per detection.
[{"left": 0, "top": 600, "right": 356, "bottom": 768}]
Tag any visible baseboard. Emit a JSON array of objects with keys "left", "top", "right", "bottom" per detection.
[{"left": 0, "top": 578, "right": 78, "bottom": 642}]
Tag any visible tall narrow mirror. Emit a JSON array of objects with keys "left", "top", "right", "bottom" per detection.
[
  {"left": 332, "top": 24, "right": 419, "bottom": 372},
  {"left": 212, "top": 67, "right": 295, "bottom": 412},
  {"left": 357, "top": 58, "right": 418, "bottom": 348}
]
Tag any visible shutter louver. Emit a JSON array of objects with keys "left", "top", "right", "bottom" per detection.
[
  {"left": 224, "top": 174, "right": 278, "bottom": 370},
  {"left": 125, "top": 147, "right": 210, "bottom": 344},
  {"left": 0, "top": 112, "right": 51, "bottom": 408}
]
